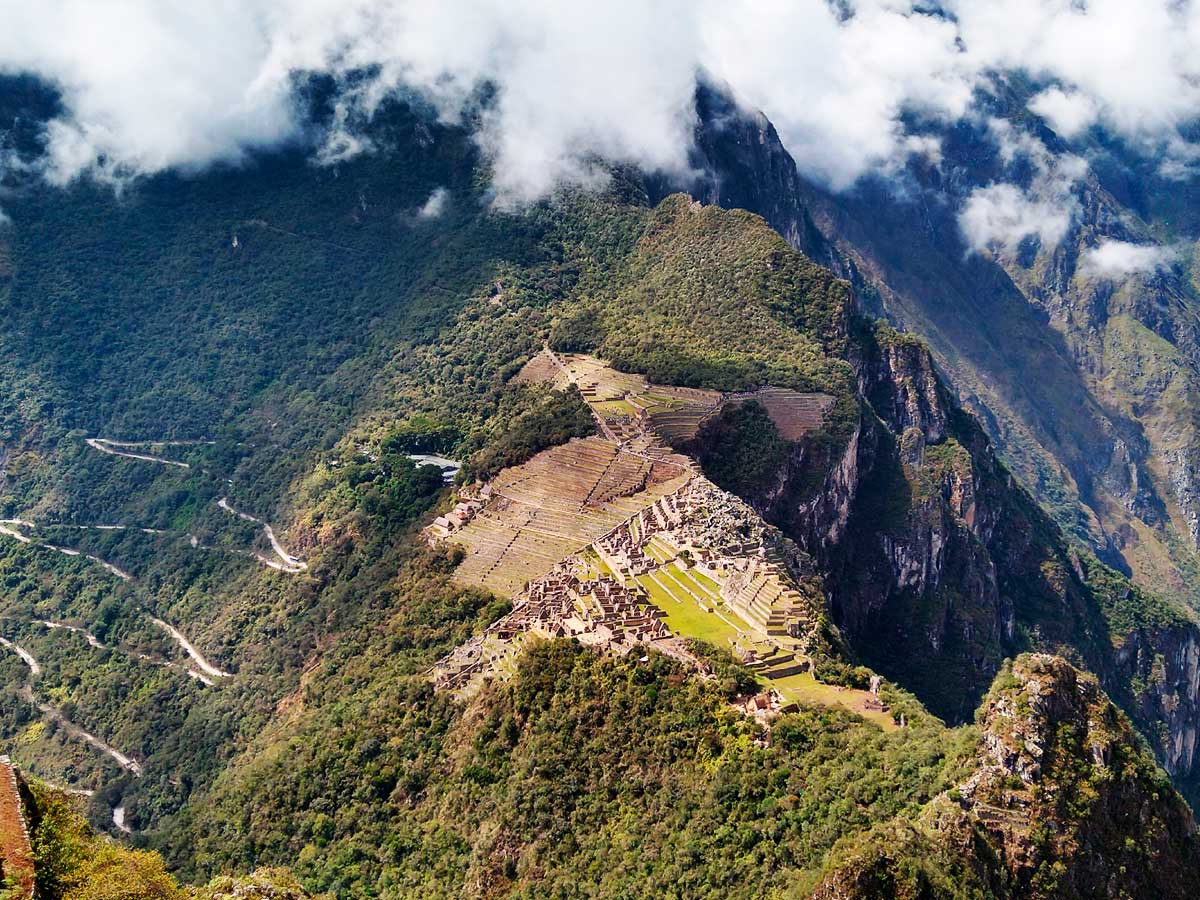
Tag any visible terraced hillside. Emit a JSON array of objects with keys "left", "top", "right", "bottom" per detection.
[
  {"left": 0, "top": 79, "right": 1198, "bottom": 896},
  {"left": 435, "top": 436, "right": 689, "bottom": 595},
  {"left": 433, "top": 350, "right": 885, "bottom": 724}
]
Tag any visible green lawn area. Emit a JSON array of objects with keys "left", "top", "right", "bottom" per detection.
[
  {"left": 578, "top": 548, "right": 615, "bottom": 580},
  {"left": 578, "top": 547, "right": 614, "bottom": 580},
  {"left": 643, "top": 537, "right": 675, "bottom": 563},
  {"left": 593, "top": 399, "right": 637, "bottom": 417},
  {"left": 770, "top": 671, "right": 898, "bottom": 731},
  {"left": 690, "top": 568, "right": 722, "bottom": 595},
  {"left": 636, "top": 573, "right": 747, "bottom": 649},
  {"left": 665, "top": 565, "right": 723, "bottom": 605},
  {"left": 642, "top": 391, "right": 681, "bottom": 404}
]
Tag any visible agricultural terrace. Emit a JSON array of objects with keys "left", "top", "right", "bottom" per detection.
[
  {"left": 520, "top": 349, "right": 835, "bottom": 450},
  {"left": 434, "top": 349, "right": 893, "bottom": 729},
  {"left": 446, "top": 436, "right": 689, "bottom": 595}
]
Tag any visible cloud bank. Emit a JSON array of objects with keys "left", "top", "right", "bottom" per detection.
[
  {"left": 958, "top": 119, "right": 1088, "bottom": 253},
  {"left": 3, "top": 1, "right": 1200, "bottom": 205},
  {"left": 1080, "top": 240, "right": 1179, "bottom": 278}
]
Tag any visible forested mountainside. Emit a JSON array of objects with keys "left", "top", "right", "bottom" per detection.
[{"left": 1, "top": 73, "right": 1199, "bottom": 898}]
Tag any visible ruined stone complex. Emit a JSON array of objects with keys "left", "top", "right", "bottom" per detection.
[{"left": 429, "top": 352, "right": 836, "bottom": 695}]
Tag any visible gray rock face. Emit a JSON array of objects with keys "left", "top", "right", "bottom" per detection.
[{"left": 1118, "top": 627, "right": 1200, "bottom": 778}]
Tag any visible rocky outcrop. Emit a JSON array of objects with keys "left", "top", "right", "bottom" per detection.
[
  {"left": 706, "top": 322, "right": 1022, "bottom": 719},
  {"left": 650, "top": 83, "right": 830, "bottom": 259},
  {"left": 691, "top": 304, "right": 1200, "bottom": 797},
  {"left": 813, "top": 655, "right": 1200, "bottom": 899},
  {"left": 955, "top": 655, "right": 1200, "bottom": 898}
]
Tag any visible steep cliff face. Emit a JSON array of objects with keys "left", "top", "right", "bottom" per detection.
[
  {"left": 1117, "top": 626, "right": 1200, "bottom": 780},
  {"left": 690, "top": 302, "right": 1200, "bottom": 801},
  {"left": 814, "top": 654, "right": 1200, "bottom": 900},
  {"left": 841, "top": 333, "right": 1200, "bottom": 797},
  {"left": 657, "top": 84, "right": 829, "bottom": 258},
  {"left": 670, "top": 87, "right": 1200, "bottom": 797}
]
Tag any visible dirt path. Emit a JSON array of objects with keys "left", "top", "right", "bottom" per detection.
[
  {"left": 36, "top": 542, "right": 133, "bottom": 580},
  {"left": 21, "top": 687, "right": 143, "bottom": 776},
  {"left": 0, "top": 638, "right": 40, "bottom": 676},
  {"left": 0, "top": 521, "right": 135, "bottom": 581},
  {"left": 38, "top": 620, "right": 105, "bottom": 649},
  {"left": 0, "top": 525, "right": 229, "bottom": 683},
  {"left": 0, "top": 519, "right": 33, "bottom": 544},
  {"left": 10, "top": 515, "right": 292, "bottom": 578},
  {"left": 218, "top": 498, "right": 307, "bottom": 572},
  {"left": 82, "top": 435, "right": 309, "bottom": 576},
  {"left": 0, "top": 639, "right": 143, "bottom": 776},
  {"left": 39, "top": 619, "right": 215, "bottom": 686},
  {"left": 147, "top": 616, "right": 231, "bottom": 680},
  {"left": 85, "top": 438, "right": 192, "bottom": 468},
  {"left": 64, "top": 524, "right": 165, "bottom": 534}
]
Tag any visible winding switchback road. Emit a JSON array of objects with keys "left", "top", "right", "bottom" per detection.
[
  {"left": 0, "top": 520, "right": 33, "bottom": 544},
  {"left": 38, "top": 621, "right": 105, "bottom": 649},
  {"left": 85, "top": 438, "right": 194, "bottom": 468},
  {"left": 0, "top": 526, "right": 230, "bottom": 684},
  {"left": 82, "top": 435, "right": 309, "bottom": 575},
  {"left": 0, "top": 638, "right": 40, "bottom": 675},
  {"left": 147, "top": 616, "right": 231, "bottom": 680},
  {"left": 217, "top": 497, "right": 307, "bottom": 572},
  {"left": 0, "top": 638, "right": 142, "bottom": 776}
]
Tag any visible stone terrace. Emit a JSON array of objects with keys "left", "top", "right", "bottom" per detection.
[
  {"left": 430, "top": 350, "right": 829, "bottom": 693},
  {"left": 0, "top": 757, "right": 33, "bottom": 899},
  {"left": 434, "top": 473, "right": 825, "bottom": 692},
  {"left": 439, "top": 437, "right": 689, "bottom": 595}
]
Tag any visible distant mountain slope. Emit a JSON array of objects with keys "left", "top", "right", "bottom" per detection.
[{"left": 682, "top": 84, "right": 1200, "bottom": 609}]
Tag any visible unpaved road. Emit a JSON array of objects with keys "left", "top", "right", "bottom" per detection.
[
  {"left": 147, "top": 616, "right": 230, "bottom": 680},
  {"left": 0, "top": 520, "right": 33, "bottom": 544},
  {"left": 83, "top": 436, "right": 308, "bottom": 575},
  {"left": 23, "top": 687, "right": 143, "bottom": 776},
  {"left": 39, "top": 620, "right": 105, "bottom": 649},
  {"left": 40, "top": 618, "right": 216, "bottom": 686},
  {"left": 85, "top": 438, "right": 192, "bottom": 468},
  {"left": 0, "top": 639, "right": 143, "bottom": 776},
  {"left": 0, "top": 521, "right": 135, "bottom": 580},
  {"left": 0, "top": 638, "right": 40, "bottom": 675},
  {"left": 218, "top": 497, "right": 307, "bottom": 572},
  {"left": 0, "top": 529, "right": 229, "bottom": 684}
]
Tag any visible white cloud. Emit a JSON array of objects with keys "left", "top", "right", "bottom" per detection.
[
  {"left": 698, "top": 0, "right": 970, "bottom": 190},
  {"left": 958, "top": 121, "right": 1087, "bottom": 254},
  {"left": 959, "top": 183, "right": 1073, "bottom": 254},
  {"left": 1080, "top": 240, "right": 1179, "bottom": 277},
  {"left": 951, "top": 0, "right": 1200, "bottom": 154},
  {"left": 1028, "top": 87, "right": 1099, "bottom": 140},
  {"left": 0, "top": 2, "right": 295, "bottom": 184},
  {"left": 2, "top": 2, "right": 1200, "bottom": 201},
  {"left": 417, "top": 187, "right": 448, "bottom": 219}
]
